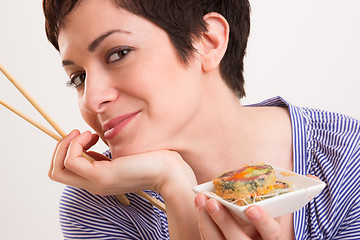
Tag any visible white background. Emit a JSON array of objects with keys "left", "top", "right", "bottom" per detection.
[{"left": 0, "top": 1, "right": 359, "bottom": 239}]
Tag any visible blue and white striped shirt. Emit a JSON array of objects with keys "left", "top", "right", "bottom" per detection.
[{"left": 59, "top": 97, "right": 360, "bottom": 239}]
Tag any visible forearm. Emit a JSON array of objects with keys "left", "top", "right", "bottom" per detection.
[
  {"left": 162, "top": 180, "right": 200, "bottom": 239},
  {"left": 157, "top": 153, "right": 201, "bottom": 239}
]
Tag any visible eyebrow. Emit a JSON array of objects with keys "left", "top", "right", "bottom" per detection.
[
  {"left": 62, "top": 29, "right": 131, "bottom": 67},
  {"left": 88, "top": 29, "right": 131, "bottom": 52},
  {"left": 62, "top": 60, "right": 75, "bottom": 67}
]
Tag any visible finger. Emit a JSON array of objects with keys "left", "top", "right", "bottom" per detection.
[
  {"left": 48, "top": 140, "right": 60, "bottom": 179},
  {"left": 206, "top": 199, "right": 251, "bottom": 240},
  {"left": 83, "top": 133, "right": 99, "bottom": 151},
  {"left": 52, "top": 131, "right": 98, "bottom": 189},
  {"left": 49, "top": 130, "right": 110, "bottom": 193},
  {"left": 306, "top": 174, "right": 320, "bottom": 180},
  {"left": 245, "top": 206, "right": 281, "bottom": 240},
  {"left": 65, "top": 131, "right": 101, "bottom": 180},
  {"left": 195, "top": 193, "right": 225, "bottom": 240},
  {"left": 53, "top": 167, "right": 93, "bottom": 190},
  {"left": 50, "top": 129, "right": 80, "bottom": 180}
]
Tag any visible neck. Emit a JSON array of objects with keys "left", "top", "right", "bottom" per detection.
[
  {"left": 173, "top": 92, "right": 293, "bottom": 184},
  {"left": 178, "top": 106, "right": 255, "bottom": 184},
  {"left": 170, "top": 77, "right": 254, "bottom": 183}
]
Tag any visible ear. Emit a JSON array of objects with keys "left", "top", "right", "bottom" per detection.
[{"left": 198, "top": 12, "right": 229, "bottom": 72}]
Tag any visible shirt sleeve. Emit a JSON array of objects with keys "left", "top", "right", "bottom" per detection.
[
  {"left": 292, "top": 106, "right": 360, "bottom": 239},
  {"left": 59, "top": 186, "right": 137, "bottom": 239},
  {"left": 331, "top": 145, "right": 360, "bottom": 239},
  {"left": 59, "top": 186, "right": 169, "bottom": 240}
]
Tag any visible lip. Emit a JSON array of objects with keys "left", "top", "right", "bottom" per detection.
[{"left": 103, "top": 110, "right": 141, "bottom": 140}]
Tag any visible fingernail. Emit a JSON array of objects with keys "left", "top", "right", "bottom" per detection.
[
  {"left": 195, "top": 194, "right": 206, "bottom": 208},
  {"left": 245, "top": 206, "right": 262, "bottom": 221},
  {"left": 68, "top": 129, "right": 79, "bottom": 136}
]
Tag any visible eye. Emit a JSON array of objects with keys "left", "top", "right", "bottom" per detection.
[
  {"left": 106, "top": 47, "right": 133, "bottom": 64},
  {"left": 66, "top": 72, "right": 86, "bottom": 89}
]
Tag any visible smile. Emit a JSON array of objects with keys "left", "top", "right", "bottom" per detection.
[{"left": 103, "top": 110, "right": 141, "bottom": 140}]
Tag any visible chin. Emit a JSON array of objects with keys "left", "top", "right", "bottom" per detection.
[
  {"left": 109, "top": 139, "right": 168, "bottom": 159},
  {"left": 109, "top": 143, "right": 148, "bottom": 158}
]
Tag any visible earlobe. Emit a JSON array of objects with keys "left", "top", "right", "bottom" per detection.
[{"left": 200, "top": 12, "right": 229, "bottom": 72}]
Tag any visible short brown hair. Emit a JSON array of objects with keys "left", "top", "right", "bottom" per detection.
[{"left": 43, "top": 0, "right": 250, "bottom": 98}]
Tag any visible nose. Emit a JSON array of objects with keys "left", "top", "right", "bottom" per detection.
[{"left": 81, "top": 69, "right": 118, "bottom": 113}]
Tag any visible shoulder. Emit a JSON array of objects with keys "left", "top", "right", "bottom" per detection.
[
  {"left": 289, "top": 107, "right": 360, "bottom": 238},
  {"left": 299, "top": 107, "right": 360, "bottom": 160},
  {"left": 59, "top": 186, "right": 169, "bottom": 239},
  {"left": 293, "top": 108, "right": 360, "bottom": 238},
  {"left": 286, "top": 100, "right": 360, "bottom": 154},
  {"left": 291, "top": 105, "right": 360, "bottom": 183},
  {"left": 301, "top": 106, "right": 360, "bottom": 133}
]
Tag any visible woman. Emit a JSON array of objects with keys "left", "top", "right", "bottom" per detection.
[{"left": 44, "top": 0, "right": 360, "bottom": 239}]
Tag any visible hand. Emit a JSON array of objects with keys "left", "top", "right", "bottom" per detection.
[
  {"left": 49, "top": 129, "right": 196, "bottom": 196},
  {"left": 195, "top": 193, "right": 281, "bottom": 240},
  {"left": 49, "top": 129, "right": 201, "bottom": 239}
]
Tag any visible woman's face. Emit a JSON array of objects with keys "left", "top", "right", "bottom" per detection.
[{"left": 58, "top": 0, "right": 204, "bottom": 157}]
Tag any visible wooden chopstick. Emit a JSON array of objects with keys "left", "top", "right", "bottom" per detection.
[
  {"left": 0, "top": 63, "right": 129, "bottom": 206},
  {"left": 0, "top": 97, "right": 131, "bottom": 206},
  {"left": 0, "top": 64, "right": 67, "bottom": 138},
  {"left": 0, "top": 63, "right": 166, "bottom": 212},
  {"left": 137, "top": 191, "right": 166, "bottom": 212},
  {"left": 0, "top": 99, "right": 98, "bottom": 162},
  {"left": 0, "top": 98, "right": 62, "bottom": 142}
]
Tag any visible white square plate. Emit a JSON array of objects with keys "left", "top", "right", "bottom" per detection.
[{"left": 193, "top": 167, "right": 326, "bottom": 222}]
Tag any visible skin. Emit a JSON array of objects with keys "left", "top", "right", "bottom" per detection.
[{"left": 50, "top": 0, "right": 295, "bottom": 239}]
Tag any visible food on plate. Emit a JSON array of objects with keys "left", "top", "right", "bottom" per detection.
[{"left": 212, "top": 164, "right": 291, "bottom": 206}]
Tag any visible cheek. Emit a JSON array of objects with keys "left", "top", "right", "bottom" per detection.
[
  {"left": 146, "top": 69, "right": 203, "bottom": 130},
  {"left": 135, "top": 50, "right": 202, "bottom": 117}
]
